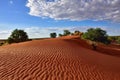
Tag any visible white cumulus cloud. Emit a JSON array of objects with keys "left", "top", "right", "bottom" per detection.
[
  {"left": 0, "top": 30, "right": 12, "bottom": 39},
  {"left": 26, "top": 0, "right": 120, "bottom": 22}
]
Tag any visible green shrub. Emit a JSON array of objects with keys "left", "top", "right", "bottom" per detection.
[
  {"left": 7, "top": 29, "right": 29, "bottom": 44},
  {"left": 59, "top": 34, "right": 63, "bottom": 37},
  {"left": 50, "top": 32, "right": 57, "bottom": 38},
  {"left": 7, "top": 37, "right": 14, "bottom": 44},
  {"left": 82, "top": 28, "right": 110, "bottom": 44},
  {"left": 116, "top": 37, "right": 120, "bottom": 44},
  {"left": 74, "top": 30, "right": 80, "bottom": 35},
  {"left": 63, "top": 30, "right": 71, "bottom": 36},
  {"left": 71, "top": 33, "right": 74, "bottom": 35},
  {"left": 0, "top": 42, "right": 4, "bottom": 46},
  {"left": 108, "top": 36, "right": 118, "bottom": 42}
]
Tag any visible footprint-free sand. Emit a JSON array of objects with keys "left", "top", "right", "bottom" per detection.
[{"left": 0, "top": 36, "right": 120, "bottom": 80}]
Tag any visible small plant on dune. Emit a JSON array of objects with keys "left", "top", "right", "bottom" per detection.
[
  {"left": 82, "top": 28, "right": 110, "bottom": 45},
  {"left": 71, "top": 33, "right": 74, "bottom": 35},
  {"left": 7, "top": 37, "right": 14, "bottom": 44},
  {"left": 74, "top": 30, "right": 80, "bottom": 35},
  {"left": 108, "top": 36, "right": 120, "bottom": 44},
  {"left": 63, "top": 30, "right": 71, "bottom": 36},
  {"left": 59, "top": 34, "right": 63, "bottom": 37},
  {"left": 74, "top": 30, "right": 83, "bottom": 37},
  {"left": 0, "top": 42, "right": 4, "bottom": 46},
  {"left": 7, "top": 29, "right": 29, "bottom": 44},
  {"left": 116, "top": 37, "right": 120, "bottom": 44},
  {"left": 108, "top": 36, "right": 117, "bottom": 42},
  {"left": 50, "top": 32, "right": 57, "bottom": 38},
  {"left": 58, "top": 30, "right": 71, "bottom": 37}
]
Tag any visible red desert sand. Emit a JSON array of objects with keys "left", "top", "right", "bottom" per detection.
[{"left": 0, "top": 36, "right": 120, "bottom": 80}]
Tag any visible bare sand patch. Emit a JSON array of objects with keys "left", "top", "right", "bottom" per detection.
[{"left": 0, "top": 36, "right": 120, "bottom": 80}]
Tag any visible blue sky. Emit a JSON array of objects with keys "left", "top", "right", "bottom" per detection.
[{"left": 0, "top": 0, "right": 120, "bottom": 39}]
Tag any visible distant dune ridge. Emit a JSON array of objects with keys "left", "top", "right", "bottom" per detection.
[{"left": 0, "top": 36, "right": 120, "bottom": 80}]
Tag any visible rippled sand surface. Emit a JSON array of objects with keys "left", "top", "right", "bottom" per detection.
[{"left": 0, "top": 36, "right": 120, "bottom": 80}]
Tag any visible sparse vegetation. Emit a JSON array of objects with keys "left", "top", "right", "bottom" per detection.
[
  {"left": 0, "top": 42, "right": 4, "bottom": 46},
  {"left": 71, "top": 33, "right": 74, "bottom": 35},
  {"left": 116, "top": 37, "right": 120, "bottom": 44},
  {"left": 7, "top": 29, "right": 29, "bottom": 44},
  {"left": 50, "top": 32, "right": 57, "bottom": 38},
  {"left": 91, "top": 42, "right": 97, "bottom": 50},
  {"left": 82, "top": 28, "right": 110, "bottom": 44},
  {"left": 7, "top": 37, "right": 14, "bottom": 44},
  {"left": 58, "top": 30, "right": 71, "bottom": 37},
  {"left": 108, "top": 36, "right": 120, "bottom": 44},
  {"left": 63, "top": 30, "right": 71, "bottom": 36},
  {"left": 59, "top": 34, "right": 63, "bottom": 37},
  {"left": 108, "top": 36, "right": 118, "bottom": 42},
  {"left": 70, "top": 30, "right": 83, "bottom": 37},
  {"left": 74, "top": 30, "right": 80, "bottom": 35}
]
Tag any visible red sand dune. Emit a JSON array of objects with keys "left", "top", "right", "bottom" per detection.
[{"left": 0, "top": 36, "right": 120, "bottom": 80}]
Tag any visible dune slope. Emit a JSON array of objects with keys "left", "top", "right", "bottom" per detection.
[{"left": 0, "top": 36, "right": 120, "bottom": 80}]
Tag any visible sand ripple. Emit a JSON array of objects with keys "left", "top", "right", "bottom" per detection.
[{"left": 0, "top": 37, "right": 120, "bottom": 80}]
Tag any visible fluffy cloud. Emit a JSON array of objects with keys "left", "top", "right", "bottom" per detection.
[
  {"left": 0, "top": 30, "right": 12, "bottom": 39},
  {"left": 26, "top": 0, "right": 120, "bottom": 22}
]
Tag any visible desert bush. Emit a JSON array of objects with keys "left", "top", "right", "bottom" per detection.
[
  {"left": 116, "top": 37, "right": 120, "bottom": 44},
  {"left": 73, "top": 31, "right": 83, "bottom": 37},
  {"left": 108, "top": 36, "right": 118, "bottom": 42},
  {"left": 50, "top": 32, "right": 57, "bottom": 38},
  {"left": 63, "top": 30, "right": 71, "bottom": 36},
  {"left": 59, "top": 34, "right": 63, "bottom": 37},
  {"left": 7, "top": 29, "right": 29, "bottom": 44},
  {"left": 0, "top": 42, "right": 4, "bottom": 46},
  {"left": 82, "top": 28, "right": 110, "bottom": 44},
  {"left": 74, "top": 30, "right": 80, "bottom": 35},
  {"left": 71, "top": 33, "right": 74, "bottom": 35},
  {"left": 7, "top": 37, "right": 14, "bottom": 44}
]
